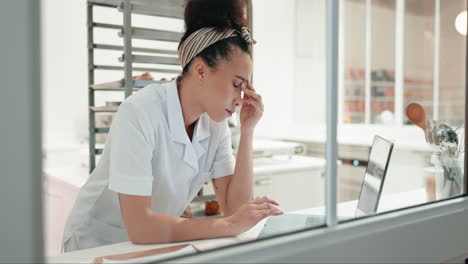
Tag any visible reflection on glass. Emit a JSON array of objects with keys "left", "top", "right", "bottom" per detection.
[{"left": 355, "top": 136, "right": 393, "bottom": 217}]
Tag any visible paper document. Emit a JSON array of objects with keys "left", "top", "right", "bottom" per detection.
[{"left": 94, "top": 244, "right": 199, "bottom": 264}]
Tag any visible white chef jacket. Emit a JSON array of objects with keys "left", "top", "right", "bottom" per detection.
[{"left": 62, "top": 78, "right": 236, "bottom": 252}]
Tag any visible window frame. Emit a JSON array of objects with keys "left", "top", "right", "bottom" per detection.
[{"left": 170, "top": 195, "right": 468, "bottom": 262}]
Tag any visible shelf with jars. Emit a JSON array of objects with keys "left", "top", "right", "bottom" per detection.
[{"left": 343, "top": 67, "right": 434, "bottom": 125}]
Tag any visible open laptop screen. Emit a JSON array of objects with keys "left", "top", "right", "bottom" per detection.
[{"left": 355, "top": 136, "right": 394, "bottom": 217}]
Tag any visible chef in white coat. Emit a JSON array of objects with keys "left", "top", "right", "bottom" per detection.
[{"left": 62, "top": 0, "right": 283, "bottom": 252}]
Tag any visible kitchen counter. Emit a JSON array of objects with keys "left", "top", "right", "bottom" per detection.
[
  {"left": 47, "top": 188, "right": 427, "bottom": 263},
  {"left": 253, "top": 155, "right": 325, "bottom": 176},
  {"left": 255, "top": 123, "right": 432, "bottom": 152}
]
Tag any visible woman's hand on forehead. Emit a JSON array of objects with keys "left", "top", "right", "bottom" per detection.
[{"left": 240, "top": 80, "right": 252, "bottom": 96}]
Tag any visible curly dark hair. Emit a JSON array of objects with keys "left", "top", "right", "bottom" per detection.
[{"left": 179, "top": 0, "right": 252, "bottom": 75}]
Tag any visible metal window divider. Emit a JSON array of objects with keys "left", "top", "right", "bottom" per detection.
[
  {"left": 122, "top": 0, "right": 133, "bottom": 99},
  {"left": 464, "top": 0, "right": 468, "bottom": 195},
  {"left": 88, "top": 2, "right": 97, "bottom": 172},
  {"left": 394, "top": 0, "right": 405, "bottom": 125},
  {"left": 326, "top": 0, "right": 339, "bottom": 227}
]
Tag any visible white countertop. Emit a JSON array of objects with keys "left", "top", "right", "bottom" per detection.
[
  {"left": 253, "top": 155, "right": 325, "bottom": 176},
  {"left": 47, "top": 188, "right": 427, "bottom": 263},
  {"left": 255, "top": 123, "right": 432, "bottom": 152}
]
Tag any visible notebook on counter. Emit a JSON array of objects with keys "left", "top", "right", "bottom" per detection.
[{"left": 93, "top": 243, "right": 200, "bottom": 264}]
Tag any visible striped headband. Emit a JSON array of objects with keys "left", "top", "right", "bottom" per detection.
[{"left": 178, "top": 26, "right": 256, "bottom": 68}]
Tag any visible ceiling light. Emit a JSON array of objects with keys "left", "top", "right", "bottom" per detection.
[{"left": 455, "top": 10, "right": 467, "bottom": 36}]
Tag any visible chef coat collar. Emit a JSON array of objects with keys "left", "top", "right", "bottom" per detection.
[{"left": 167, "top": 78, "right": 210, "bottom": 170}]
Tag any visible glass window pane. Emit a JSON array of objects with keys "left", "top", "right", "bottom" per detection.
[
  {"left": 439, "top": 0, "right": 466, "bottom": 126},
  {"left": 252, "top": 0, "right": 327, "bottom": 235},
  {"left": 339, "top": 0, "right": 466, "bottom": 224},
  {"left": 371, "top": 0, "right": 396, "bottom": 124},
  {"left": 403, "top": 0, "right": 435, "bottom": 125},
  {"left": 43, "top": 0, "right": 467, "bottom": 261},
  {"left": 343, "top": 0, "right": 367, "bottom": 124}
]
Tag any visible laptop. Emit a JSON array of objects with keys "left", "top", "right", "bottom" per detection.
[{"left": 257, "top": 135, "right": 394, "bottom": 239}]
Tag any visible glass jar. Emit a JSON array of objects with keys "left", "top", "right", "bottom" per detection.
[{"left": 430, "top": 154, "right": 464, "bottom": 199}]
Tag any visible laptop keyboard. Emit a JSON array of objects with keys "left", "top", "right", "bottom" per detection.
[
  {"left": 305, "top": 215, "right": 325, "bottom": 227},
  {"left": 258, "top": 214, "right": 354, "bottom": 239},
  {"left": 258, "top": 214, "right": 325, "bottom": 239}
]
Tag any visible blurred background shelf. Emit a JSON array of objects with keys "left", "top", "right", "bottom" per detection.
[{"left": 87, "top": 0, "right": 185, "bottom": 172}]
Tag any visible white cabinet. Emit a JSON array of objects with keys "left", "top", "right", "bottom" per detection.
[
  {"left": 271, "top": 170, "right": 325, "bottom": 211},
  {"left": 202, "top": 156, "right": 326, "bottom": 212},
  {"left": 254, "top": 156, "right": 325, "bottom": 212},
  {"left": 252, "top": 176, "right": 273, "bottom": 198}
]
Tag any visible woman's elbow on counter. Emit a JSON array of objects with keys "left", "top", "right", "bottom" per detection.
[
  {"left": 126, "top": 223, "right": 176, "bottom": 245},
  {"left": 127, "top": 230, "right": 150, "bottom": 245}
]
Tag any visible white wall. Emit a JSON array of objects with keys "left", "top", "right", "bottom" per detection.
[
  {"left": 252, "top": 0, "right": 296, "bottom": 135},
  {"left": 293, "top": 0, "right": 326, "bottom": 125},
  {"left": 41, "top": 0, "right": 88, "bottom": 158}
]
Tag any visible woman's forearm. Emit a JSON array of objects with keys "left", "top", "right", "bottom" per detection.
[
  {"left": 129, "top": 211, "right": 233, "bottom": 244},
  {"left": 225, "top": 129, "right": 254, "bottom": 215}
]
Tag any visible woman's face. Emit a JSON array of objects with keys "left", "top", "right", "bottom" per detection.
[{"left": 201, "top": 47, "right": 252, "bottom": 122}]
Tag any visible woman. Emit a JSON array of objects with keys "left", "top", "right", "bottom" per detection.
[{"left": 62, "top": 0, "right": 283, "bottom": 252}]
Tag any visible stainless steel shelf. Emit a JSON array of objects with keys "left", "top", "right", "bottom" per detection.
[
  {"left": 89, "top": 0, "right": 184, "bottom": 19},
  {"left": 119, "top": 0, "right": 184, "bottom": 19},
  {"left": 92, "top": 22, "right": 121, "bottom": 30},
  {"left": 93, "top": 23, "right": 183, "bottom": 43},
  {"left": 89, "top": 80, "right": 123, "bottom": 90},
  {"left": 87, "top": 0, "right": 183, "bottom": 172},
  {"left": 118, "top": 27, "right": 183, "bottom": 42},
  {"left": 133, "top": 79, "right": 168, "bottom": 87},
  {"left": 95, "top": 128, "right": 110, "bottom": 133},
  {"left": 90, "top": 106, "right": 119, "bottom": 113},
  {"left": 94, "top": 65, "right": 181, "bottom": 74},
  {"left": 88, "top": 0, "right": 120, "bottom": 8},
  {"left": 119, "top": 54, "right": 179, "bottom": 65},
  {"left": 89, "top": 79, "right": 169, "bottom": 91},
  {"left": 90, "top": 85, "right": 136, "bottom": 91},
  {"left": 93, "top": 44, "right": 178, "bottom": 55}
]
